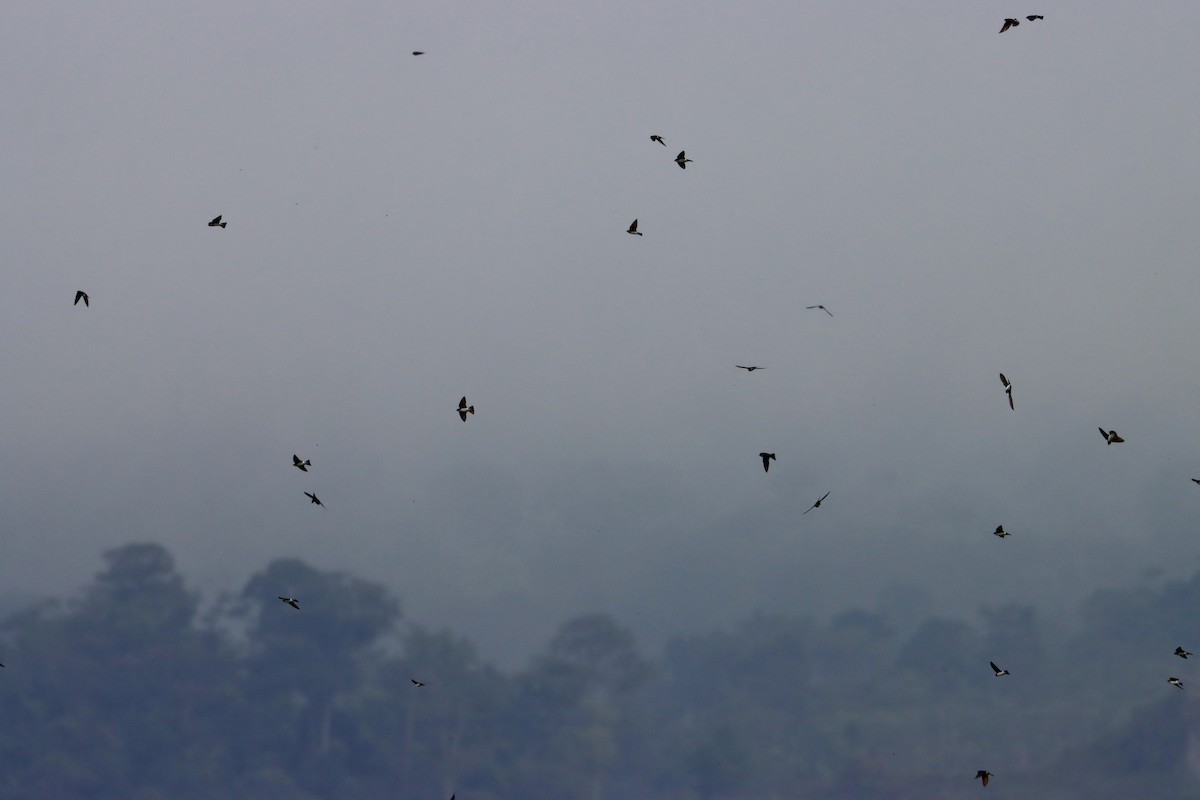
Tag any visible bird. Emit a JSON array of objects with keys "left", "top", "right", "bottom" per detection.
[
  {"left": 990, "top": 661, "right": 1010, "bottom": 677},
  {"left": 458, "top": 396, "right": 475, "bottom": 421},
  {"left": 1192, "top": 479, "right": 1200, "bottom": 485},
  {"left": 759, "top": 452, "right": 776, "bottom": 473},
  {"left": 411, "top": 678, "right": 426, "bottom": 687},
  {"left": 1099, "top": 428, "right": 1125, "bottom": 445},
  {"left": 1175, "top": 646, "right": 1192, "bottom": 659},
  {"left": 1169, "top": 677, "right": 1184, "bottom": 689},
  {"left": 304, "top": 491, "right": 324, "bottom": 507},
  {"left": 736, "top": 365, "right": 765, "bottom": 372},
  {"left": 675, "top": 151, "right": 693, "bottom": 169},
  {"left": 208, "top": 214, "right": 227, "bottom": 228},
  {"left": 975, "top": 770, "right": 993, "bottom": 786},
  {"left": 1026, "top": 15, "right": 1043, "bottom": 21},
  {"left": 412, "top": 51, "right": 425, "bottom": 55},
  {"left": 626, "top": 219, "right": 642, "bottom": 236},
  {"left": 803, "top": 491, "right": 831, "bottom": 514},
  {"left": 278, "top": 596, "right": 300, "bottom": 610},
  {"left": 806, "top": 305, "right": 833, "bottom": 317},
  {"left": 650, "top": 135, "right": 666, "bottom": 146},
  {"left": 993, "top": 525, "right": 1010, "bottom": 538},
  {"left": 292, "top": 454, "right": 311, "bottom": 472},
  {"left": 999, "top": 373, "right": 1014, "bottom": 410},
  {"left": 1000, "top": 18, "right": 1019, "bottom": 32},
  {"left": 74, "top": 290, "right": 89, "bottom": 307}
]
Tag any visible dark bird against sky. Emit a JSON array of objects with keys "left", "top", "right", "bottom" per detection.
[
  {"left": 304, "top": 491, "right": 324, "bottom": 507},
  {"left": 806, "top": 305, "right": 833, "bottom": 317},
  {"left": 990, "top": 661, "right": 1010, "bottom": 676},
  {"left": 458, "top": 396, "right": 475, "bottom": 422},
  {"left": 650, "top": 135, "right": 665, "bottom": 145},
  {"left": 278, "top": 596, "right": 300, "bottom": 610},
  {"left": 292, "top": 454, "right": 311, "bottom": 472},
  {"left": 736, "top": 365, "right": 765, "bottom": 372},
  {"left": 626, "top": 219, "right": 642, "bottom": 236},
  {"left": 1175, "top": 646, "right": 1192, "bottom": 659},
  {"left": 1026, "top": 14, "right": 1043, "bottom": 21},
  {"left": 993, "top": 525, "right": 1010, "bottom": 538},
  {"left": 1169, "top": 677, "right": 1184, "bottom": 689},
  {"left": 976, "top": 770, "right": 993, "bottom": 786},
  {"left": 999, "top": 373, "right": 1014, "bottom": 410},
  {"left": 759, "top": 452, "right": 776, "bottom": 473},
  {"left": 1099, "top": 428, "right": 1125, "bottom": 445},
  {"left": 1000, "top": 18, "right": 1019, "bottom": 33},
  {"left": 208, "top": 214, "right": 226, "bottom": 228},
  {"left": 803, "top": 491, "right": 831, "bottom": 514},
  {"left": 675, "top": 150, "right": 692, "bottom": 169},
  {"left": 74, "top": 290, "right": 88, "bottom": 307},
  {"left": 411, "top": 678, "right": 426, "bottom": 687}
]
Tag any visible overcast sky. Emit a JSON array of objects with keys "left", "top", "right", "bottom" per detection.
[{"left": 2, "top": 1, "right": 1200, "bottom": 664}]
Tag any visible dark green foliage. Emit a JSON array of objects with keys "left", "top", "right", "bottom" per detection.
[{"left": 0, "top": 541, "right": 1196, "bottom": 799}]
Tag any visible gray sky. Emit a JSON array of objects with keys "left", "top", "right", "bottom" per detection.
[{"left": 3, "top": 1, "right": 1200, "bottom": 664}]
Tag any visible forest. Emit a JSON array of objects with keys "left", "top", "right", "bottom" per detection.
[{"left": 0, "top": 542, "right": 1196, "bottom": 799}]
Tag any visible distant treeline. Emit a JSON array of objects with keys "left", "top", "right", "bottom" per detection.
[{"left": 0, "top": 542, "right": 1195, "bottom": 799}]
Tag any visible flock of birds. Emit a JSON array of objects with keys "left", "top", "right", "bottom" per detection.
[{"left": 49, "top": 14, "right": 1197, "bottom": 796}]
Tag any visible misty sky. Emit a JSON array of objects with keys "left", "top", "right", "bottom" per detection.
[{"left": 3, "top": 1, "right": 1200, "bottom": 664}]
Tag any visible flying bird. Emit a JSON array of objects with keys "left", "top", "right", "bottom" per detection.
[
  {"left": 292, "top": 454, "right": 311, "bottom": 472},
  {"left": 1192, "top": 479, "right": 1200, "bottom": 485},
  {"left": 650, "top": 135, "right": 666, "bottom": 145},
  {"left": 1169, "top": 676, "right": 1184, "bottom": 689},
  {"left": 993, "top": 525, "right": 1010, "bottom": 538},
  {"left": 806, "top": 305, "right": 833, "bottom": 317},
  {"left": 759, "top": 452, "right": 776, "bottom": 473},
  {"left": 999, "top": 18, "right": 1019, "bottom": 32},
  {"left": 1099, "top": 428, "right": 1125, "bottom": 445},
  {"left": 803, "top": 491, "right": 831, "bottom": 514},
  {"left": 675, "top": 151, "right": 693, "bottom": 169},
  {"left": 975, "top": 770, "right": 993, "bottom": 786},
  {"left": 990, "top": 661, "right": 1010, "bottom": 677},
  {"left": 74, "top": 290, "right": 89, "bottom": 307},
  {"left": 736, "top": 365, "right": 765, "bottom": 372},
  {"left": 411, "top": 678, "right": 426, "bottom": 687},
  {"left": 208, "top": 214, "right": 227, "bottom": 228},
  {"left": 1026, "top": 15, "right": 1043, "bottom": 21},
  {"left": 626, "top": 219, "right": 643, "bottom": 236},
  {"left": 304, "top": 491, "right": 324, "bottom": 507},
  {"left": 1175, "top": 646, "right": 1192, "bottom": 659},
  {"left": 458, "top": 396, "right": 475, "bottom": 421},
  {"left": 278, "top": 596, "right": 300, "bottom": 610},
  {"left": 999, "top": 373, "right": 1014, "bottom": 410},
  {"left": 412, "top": 51, "right": 425, "bottom": 55}
]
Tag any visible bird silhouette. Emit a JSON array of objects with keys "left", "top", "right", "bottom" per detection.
[
  {"left": 74, "top": 290, "right": 89, "bottom": 307},
  {"left": 1000, "top": 18, "right": 1019, "bottom": 32},
  {"left": 278, "top": 596, "right": 300, "bottom": 610},
  {"left": 627, "top": 219, "right": 642, "bottom": 236},
  {"left": 411, "top": 678, "right": 426, "bottom": 687},
  {"left": 304, "top": 491, "right": 324, "bottom": 507},
  {"left": 990, "top": 661, "right": 1010, "bottom": 677},
  {"left": 976, "top": 770, "right": 993, "bottom": 786},
  {"left": 1169, "top": 677, "right": 1184, "bottom": 689},
  {"left": 999, "top": 373, "right": 1014, "bottom": 410},
  {"left": 759, "top": 452, "right": 776, "bottom": 473},
  {"left": 736, "top": 365, "right": 765, "bottom": 372},
  {"left": 458, "top": 396, "right": 475, "bottom": 421},
  {"left": 1026, "top": 14, "right": 1043, "bottom": 21},
  {"left": 650, "top": 135, "right": 666, "bottom": 146},
  {"left": 803, "top": 491, "right": 831, "bottom": 514},
  {"left": 1099, "top": 428, "right": 1125, "bottom": 445},
  {"left": 675, "top": 151, "right": 693, "bottom": 169},
  {"left": 806, "top": 305, "right": 833, "bottom": 317},
  {"left": 993, "top": 525, "right": 1010, "bottom": 538},
  {"left": 412, "top": 51, "right": 425, "bottom": 55},
  {"left": 292, "top": 454, "right": 311, "bottom": 472},
  {"left": 208, "top": 214, "right": 227, "bottom": 228},
  {"left": 1175, "top": 646, "right": 1192, "bottom": 659}
]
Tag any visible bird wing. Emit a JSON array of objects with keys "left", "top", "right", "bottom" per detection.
[
  {"left": 999, "top": 373, "right": 1010, "bottom": 389},
  {"left": 1008, "top": 392, "right": 1014, "bottom": 410},
  {"left": 1099, "top": 427, "right": 1109, "bottom": 440},
  {"left": 629, "top": 219, "right": 638, "bottom": 232},
  {"left": 210, "top": 215, "right": 222, "bottom": 225},
  {"left": 819, "top": 491, "right": 831, "bottom": 503},
  {"left": 459, "top": 397, "right": 468, "bottom": 409},
  {"left": 990, "top": 661, "right": 1001, "bottom": 673},
  {"left": 293, "top": 454, "right": 303, "bottom": 466},
  {"left": 1000, "top": 19, "right": 1014, "bottom": 32},
  {"left": 822, "top": 306, "right": 833, "bottom": 316},
  {"left": 459, "top": 409, "right": 468, "bottom": 421}
]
